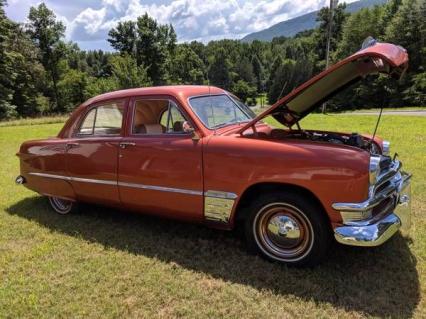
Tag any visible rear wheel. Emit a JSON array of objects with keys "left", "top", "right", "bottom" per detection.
[
  {"left": 48, "top": 196, "right": 76, "bottom": 215},
  {"left": 244, "top": 191, "right": 331, "bottom": 267}
]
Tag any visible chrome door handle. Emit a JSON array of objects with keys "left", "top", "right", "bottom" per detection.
[
  {"left": 66, "top": 142, "right": 79, "bottom": 149},
  {"left": 119, "top": 142, "right": 136, "bottom": 149}
]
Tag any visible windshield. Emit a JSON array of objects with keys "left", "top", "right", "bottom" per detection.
[{"left": 188, "top": 94, "right": 255, "bottom": 129}]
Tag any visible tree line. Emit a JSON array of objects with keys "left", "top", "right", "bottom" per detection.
[{"left": 0, "top": 0, "right": 424, "bottom": 120}]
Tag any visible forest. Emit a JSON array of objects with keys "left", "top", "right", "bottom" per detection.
[{"left": 0, "top": 0, "right": 424, "bottom": 120}]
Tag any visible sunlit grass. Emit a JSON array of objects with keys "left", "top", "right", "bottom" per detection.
[{"left": 0, "top": 115, "right": 425, "bottom": 318}]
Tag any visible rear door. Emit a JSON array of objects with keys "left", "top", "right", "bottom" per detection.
[
  {"left": 117, "top": 96, "right": 204, "bottom": 221},
  {"left": 66, "top": 99, "right": 126, "bottom": 205}
]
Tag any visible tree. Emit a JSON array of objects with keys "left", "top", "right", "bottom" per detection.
[
  {"left": 108, "top": 21, "right": 137, "bottom": 56},
  {"left": 58, "top": 69, "right": 90, "bottom": 110},
  {"left": 231, "top": 80, "right": 257, "bottom": 103},
  {"left": 268, "top": 58, "right": 313, "bottom": 104},
  {"left": 0, "top": 0, "right": 16, "bottom": 118},
  {"left": 208, "top": 48, "right": 231, "bottom": 89},
  {"left": 170, "top": 45, "right": 205, "bottom": 84},
  {"left": 109, "top": 54, "right": 152, "bottom": 89},
  {"left": 236, "top": 56, "right": 255, "bottom": 84},
  {"left": 314, "top": 3, "right": 348, "bottom": 64},
  {"left": 108, "top": 14, "right": 177, "bottom": 85},
  {"left": 335, "top": 6, "right": 384, "bottom": 59},
  {"left": 26, "top": 3, "right": 66, "bottom": 111},
  {"left": 385, "top": 0, "right": 424, "bottom": 72},
  {"left": 251, "top": 55, "right": 264, "bottom": 92}
]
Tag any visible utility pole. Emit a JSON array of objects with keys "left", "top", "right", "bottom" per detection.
[{"left": 322, "top": 0, "right": 338, "bottom": 114}]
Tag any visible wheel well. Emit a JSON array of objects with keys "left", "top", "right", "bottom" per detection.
[{"left": 233, "top": 182, "right": 331, "bottom": 227}]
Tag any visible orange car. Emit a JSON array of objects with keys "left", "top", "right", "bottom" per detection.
[{"left": 16, "top": 41, "right": 412, "bottom": 266}]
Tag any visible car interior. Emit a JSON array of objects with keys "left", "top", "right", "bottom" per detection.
[{"left": 133, "top": 99, "right": 188, "bottom": 134}]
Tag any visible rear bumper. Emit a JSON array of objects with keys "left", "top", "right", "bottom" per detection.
[{"left": 333, "top": 172, "right": 411, "bottom": 247}]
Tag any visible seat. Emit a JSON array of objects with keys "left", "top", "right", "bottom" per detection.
[{"left": 133, "top": 100, "right": 168, "bottom": 134}]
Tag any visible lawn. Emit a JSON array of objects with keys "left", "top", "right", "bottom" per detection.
[{"left": 0, "top": 114, "right": 425, "bottom": 318}]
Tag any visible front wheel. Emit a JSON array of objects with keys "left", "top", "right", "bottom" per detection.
[
  {"left": 244, "top": 192, "right": 331, "bottom": 267},
  {"left": 47, "top": 196, "right": 76, "bottom": 215}
]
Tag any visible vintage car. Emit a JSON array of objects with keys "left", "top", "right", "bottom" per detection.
[{"left": 16, "top": 41, "right": 412, "bottom": 266}]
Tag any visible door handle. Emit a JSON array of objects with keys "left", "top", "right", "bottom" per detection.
[
  {"left": 119, "top": 142, "right": 136, "bottom": 149},
  {"left": 66, "top": 142, "right": 79, "bottom": 149}
]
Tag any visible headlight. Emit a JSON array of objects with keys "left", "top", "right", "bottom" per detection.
[
  {"left": 369, "top": 155, "right": 381, "bottom": 185},
  {"left": 382, "top": 140, "right": 390, "bottom": 156}
]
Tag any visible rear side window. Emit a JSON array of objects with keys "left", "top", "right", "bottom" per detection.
[{"left": 78, "top": 101, "right": 124, "bottom": 136}]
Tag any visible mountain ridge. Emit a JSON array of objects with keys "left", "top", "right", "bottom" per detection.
[{"left": 241, "top": 0, "right": 387, "bottom": 42}]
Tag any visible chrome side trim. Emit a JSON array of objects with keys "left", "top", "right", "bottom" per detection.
[
  {"left": 118, "top": 181, "right": 203, "bottom": 196},
  {"left": 204, "top": 190, "right": 237, "bottom": 199},
  {"left": 28, "top": 172, "right": 203, "bottom": 195},
  {"left": 72, "top": 176, "right": 117, "bottom": 185},
  {"left": 204, "top": 190, "right": 237, "bottom": 223},
  {"left": 29, "top": 172, "right": 116, "bottom": 185},
  {"left": 29, "top": 172, "right": 72, "bottom": 181}
]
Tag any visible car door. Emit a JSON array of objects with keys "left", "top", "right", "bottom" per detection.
[
  {"left": 117, "top": 97, "right": 204, "bottom": 221},
  {"left": 66, "top": 99, "right": 126, "bottom": 205}
]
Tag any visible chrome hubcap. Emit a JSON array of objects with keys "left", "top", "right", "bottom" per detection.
[
  {"left": 254, "top": 203, "right": 313, "bottom": 262},
  {"left": 267, "top": 215, "right": 302, "bottom": 249}
]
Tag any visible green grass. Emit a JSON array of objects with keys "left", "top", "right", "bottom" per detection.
[
  {"left": 0, "top": 115, "right": 68, "bottom": 127},
  {"left": 1, "top": 115, "right": 425, "bottom": 318}
]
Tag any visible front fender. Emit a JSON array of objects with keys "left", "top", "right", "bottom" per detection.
[{"left": 203, "top": 135, "right": 370, "bottom": 227}]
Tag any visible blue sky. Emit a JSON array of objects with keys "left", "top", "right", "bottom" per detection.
[{"left": 5, "top": 0, "right": 357, "bottom": 51}]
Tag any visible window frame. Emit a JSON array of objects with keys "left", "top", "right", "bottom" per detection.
[
  {"left": 73, "top": 99, "right": 127, "bottom": 138},
  {"left": 129, "top": 97, "right": 195, "bottom": 137}
]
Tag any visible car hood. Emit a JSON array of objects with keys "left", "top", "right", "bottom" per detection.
[{"left": 238, "top": 41, "right": 408, "bottom": 133}]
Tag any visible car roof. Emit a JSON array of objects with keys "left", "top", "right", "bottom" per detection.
[{"left": 82, "top": 85, "right": 226, "bottom": 106}]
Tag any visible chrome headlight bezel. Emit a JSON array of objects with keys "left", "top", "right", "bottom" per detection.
[
  {"left": 369, "top": 155, "right": 381, "bottom": 185},
  {"left": 382, "top": 140, "right": 390, "bottom": 156}
]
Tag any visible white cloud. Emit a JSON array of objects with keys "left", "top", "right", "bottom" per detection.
[{"left": 67, "top": 0, "right": 337, "bottom": 46}]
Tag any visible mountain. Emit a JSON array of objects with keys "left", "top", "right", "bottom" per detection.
[{"left": 241, "top": 0, "right": 386, "bottom": 42}]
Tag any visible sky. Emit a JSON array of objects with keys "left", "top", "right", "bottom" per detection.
[{"left": 4, "top": 0, "right": 358, "bottom": 51}]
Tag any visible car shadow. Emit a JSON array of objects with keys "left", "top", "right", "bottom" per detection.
[{"left": 7, "top": 196, "right": 420, "bottom": 318}]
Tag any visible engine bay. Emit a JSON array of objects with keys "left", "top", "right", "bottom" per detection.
[{"left": 267, "top": 129, "right": 379, "bottom": 153}]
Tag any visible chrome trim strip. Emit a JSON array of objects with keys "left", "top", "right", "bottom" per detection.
[
  {"left": 28, "top": 172, "right": 203, "bottom": 195},
  {"left": 72, "top": 176, "right": 117, "bottom": 185},
  {"left": 204, "top": 190, "right": 237, "bottom": 199},
  {"left": 29, "top": 172, "right": 116, "bottom": 185},
  {"left": 29, "top": 172, "right": 72, "bottom": 181},
  {"left": 118, "top": 181, "right": 203, "bottom": 196}
]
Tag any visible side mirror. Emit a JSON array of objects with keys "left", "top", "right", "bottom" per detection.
[{"left": 183, "top": 121, "right": 200, "bottom": 141}]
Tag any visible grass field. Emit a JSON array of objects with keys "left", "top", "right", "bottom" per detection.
[{"left": 1, "top": 114, "right": 425, "bottom": 318}]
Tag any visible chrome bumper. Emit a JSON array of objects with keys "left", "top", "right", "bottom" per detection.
[{"left": 333, "top": 171, "right": 411, "bottom": 247}]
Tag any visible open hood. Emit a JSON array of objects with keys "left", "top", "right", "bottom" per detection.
[{"left": 238, "top": 41, "right": 408, "bottom": 133}]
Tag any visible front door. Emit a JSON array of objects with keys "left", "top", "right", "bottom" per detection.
[
  {"left": 66, "top": 100, "right": 126, "bottom": 205},
  {"left": 118, "top": 97, "right": 204, "bottom": 221}
]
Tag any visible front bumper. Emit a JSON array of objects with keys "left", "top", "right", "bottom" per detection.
[{"left": 333, "top": 170, "right": 411, "bottom": 247}]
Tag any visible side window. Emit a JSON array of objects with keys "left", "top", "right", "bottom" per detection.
[
  {"left": 133, "top": 100, "right": 192, "bottom": 135},
  {"left": 78, "top": 101, "right": 124, "bottom": 136},
  {"left": 160, "top": 103, "right": 187, "bottom": 133},
  {"left": 79, "top": 108, "right": 96, "bottom": 135}
]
